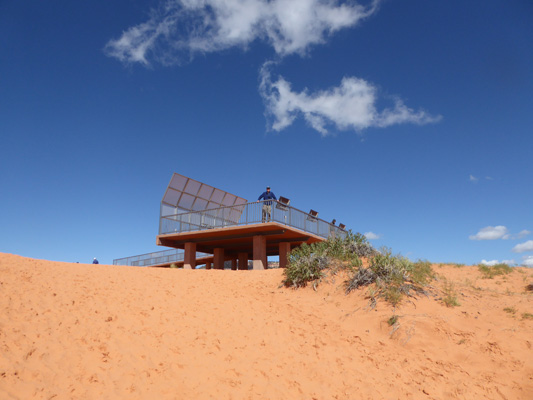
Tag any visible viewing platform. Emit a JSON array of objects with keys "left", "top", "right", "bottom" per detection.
[{"left": 114, "top": 173, "right": 347, "bottom": 269}]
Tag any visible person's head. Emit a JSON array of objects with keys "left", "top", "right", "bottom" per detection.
[{"left": 266, "top": 186, "right": 270, "bottom": 192}]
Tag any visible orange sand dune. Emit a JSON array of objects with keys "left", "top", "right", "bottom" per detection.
[{"left": 1, "top": 252, "right": 532, "bottom": 399}]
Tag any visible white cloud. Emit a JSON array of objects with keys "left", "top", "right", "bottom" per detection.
[
  {"left": 516, "top": 230, "right": 531, "bottom": 239},
  {"left": 481, "top": 259, "right": 515, "bottom": 266},
  {"left": 480, "top": 259, "right": 499, "bottom": 266},
  {"left": 512, "top": 240, "right": 533, "bottom": 253},
  {"left": 469, "top": 225, "right": 510, "bottom": 241},
  {"left": 364, "top": 232, "right": 381, "bottom": 240},
  {"left": 105, "top": 0, "right": 380, "bottom": 65},
  {"left": 522, "top": 256, "right": 533, "bottom": 267},
  {"left": 259, "top": 65, "right": 442, "bottom": 134},
  {"left": 470, "top": 175, "right": 494, "bottom": 183}
]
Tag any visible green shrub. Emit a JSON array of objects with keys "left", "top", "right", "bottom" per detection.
[
  {"left": 283, "top": 242, "right": 330, "bottom": 288},
  {"left": 282, "top": 231, "right": 371, "bottom": 288},
  {"left": 521, "top": 313, "right": 533, "bottom": 320},
  {"left": 478, "top": 263, "right": 513, "bottom": 279},
  {"left": 409, "top": 260, "right": 436, "bottom": 286},
  {"left": 170, "top": 263, "right": 179, "bottom": 269},
  {"left": 326, "top": 231, "right": 376, "bottom": 260},
  {"left": 284, "top": 237, "right": 435, "bottom": 308},
  {"left": 503, "top": 307, "right": 517, "bottom": 314}
]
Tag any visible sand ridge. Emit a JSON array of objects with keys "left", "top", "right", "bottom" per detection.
[{"left": 1, "top": 253, "right": 532, "bottom": 399}]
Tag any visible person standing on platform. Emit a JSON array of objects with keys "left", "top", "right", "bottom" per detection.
[
  {"left": 258, "top": 186, "right": 277, "bottom": 222},
  {"left": 92, "top": 258, "right": 99, "bottom": 264}
]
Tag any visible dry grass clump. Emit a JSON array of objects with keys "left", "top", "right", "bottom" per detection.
[
  {"left": 503, "top": 307, "right": 517, "bottom": 315},
  {"left": 441, "top": 279, "right": 460, "bottom": 307},
  {"left": 478, "top": 263, "right": 513, "bottom": 279},
  {"left": 345, "top": 251, "right": 434, "bottom": 307}
]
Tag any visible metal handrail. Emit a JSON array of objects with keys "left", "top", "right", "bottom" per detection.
[
  {"left": 159, "top": 200, "right": 346, "bottom": 239},
  {"left": 113, "top": 249, "right": 210, "bottom": 267}
]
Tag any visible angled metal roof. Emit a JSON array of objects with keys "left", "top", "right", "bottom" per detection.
[{"left": 161, "top": 173, "right": 247, "bottom": 217}]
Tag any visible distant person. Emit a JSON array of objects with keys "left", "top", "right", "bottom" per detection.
[
  {"left": 330, "top": 219, "right": 337, "bottom": 238},
  {"left": 258, "top": 186, "right": 277, "bottom": 222},
  {"left": 92, "top": 258, "right": 99, "bottom": 264}
]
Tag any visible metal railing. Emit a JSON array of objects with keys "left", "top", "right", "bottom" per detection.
[
  {"left": 159, "top": 200, "right": 346, "bottom": 239},
  {"left": 114, "top": 202, "right": 347, "bottom": 268},
  {"left": 113, "top": 249, "right": 210, "bottom": 267},
  {"left": 113, "top": 247, "right": 283, "bottom": 269}
]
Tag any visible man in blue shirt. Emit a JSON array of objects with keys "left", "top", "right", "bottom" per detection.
[{"left": 258, "top": 186, "right": 277, "bottom": 222}]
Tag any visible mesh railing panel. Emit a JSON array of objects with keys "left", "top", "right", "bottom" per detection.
[
  {"left": 159, "top": 201, "right": 347, "bottom": 239},
  {"left": 113, "top": 249, "right": 210, "bottom": 267}
]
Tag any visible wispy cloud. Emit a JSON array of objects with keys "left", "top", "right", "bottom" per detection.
[
  {"left": 480, "top": 259, "right": 516, "bottom": 266},
  {"left": 259, "top": 64, "right": 442, "bottom": 134},
  {"left": 512, "top": 240, "right": 533, "bottom": 253},
  {"left": 469, "top": 175, "right": 494, "bottom": 183},
  {"left": 469, "top": 225, "right": 510, "bottom": 240},
  {"left": 105, "top": 0, "right": 442, "bottom": 135},
  {"left": 364, "top": 231, "right": 381, "bottom": 240},
  {"left": 480, "top": 259, "right": 499, "bottom": 266},
  {"left": 522, "top": 256, "right": 533, "bottom": 267},
  {"left": 470, "top": 226, "right": 531, "bottom": 241},
  {"left": 516, "top": 229, "right": 531, "bottom": 239},
  {"left": 105, "top": 0, "right": 380, "bottom": 65}
]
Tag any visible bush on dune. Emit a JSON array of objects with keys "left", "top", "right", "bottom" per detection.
[
  {"left": 346, "top": 249, "right": 434, "bottom": 307},
  {"left": 282, "top": 231, "right": 374, "bottom": 289},
  {"left": 282, "top": 231, "right": 435, "bottom": 307},
  {"left": 478, "top": 263, "right": 513, "bottom": 279}
]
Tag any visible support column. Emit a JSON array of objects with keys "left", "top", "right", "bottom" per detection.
[
  {"left": 231, "top": 258, "right": 237, "bottom": 271},
  {"left": 279, "top": 242, "right": 291, "bottom": 269},
  {"left": 184, "top": 242, "right": 197, "bottom": 270},
  {"left": 253, "top": 235, "right": 267, "bottom": 270},
  {"left": 214, "top": 248, "right": 225, "bottom": 270},
  {"left": 205, "top": 262, "right": 212, "bottom": 270},
  {"left": 238, "top": 252, "right": 248, "bottom": 270}
]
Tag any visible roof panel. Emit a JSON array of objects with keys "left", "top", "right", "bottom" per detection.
[
  {"left": 184, "top": 179, "right": 201, "bottom": 196},
  {"left": 162, "top": 188, "right": 181, "bottom": 207},
  {"left": 222, "top": 193, "right": 237, "bottom": 206},
  {"left": 198, "top": 184, "right": 214, "bottom": 200},
  {"left": 161, "top": 173, "right": 248, "bottom": 214},
  {"left": 211, "top": 188, "right": 225, "bottom": 204},
  {"left": 169, "top": 174, "right": 187, "bottom": 192}
]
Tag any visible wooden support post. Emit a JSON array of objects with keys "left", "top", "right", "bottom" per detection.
[
  {"left": 279, "top": 242, "right": 291, "bottom": 269},
  {"left": 184, "top": 242, "right": 197, "bottom": 270},
  {"left": 214, "top": 248, "right": 225, "bottom": 270},
  {"left": 205, "top": 262, "right": 212, "bottom": 270},
  {"left": 238, "top": 252, "right": 248, "bottom": 270},
  {"left": 253, "top": 235, "right": 267, "bottom": 270},
  {"left": 231, "top": 258, "right": 237, "bottom": 271}
]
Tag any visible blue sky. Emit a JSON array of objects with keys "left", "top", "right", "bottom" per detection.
[{"left": 1, "top": 0, "right": 532, "bottom": 266}]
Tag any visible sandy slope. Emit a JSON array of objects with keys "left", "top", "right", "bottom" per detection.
[{"left": 0, "top": 253, "right": 532, "bottom": 399}]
